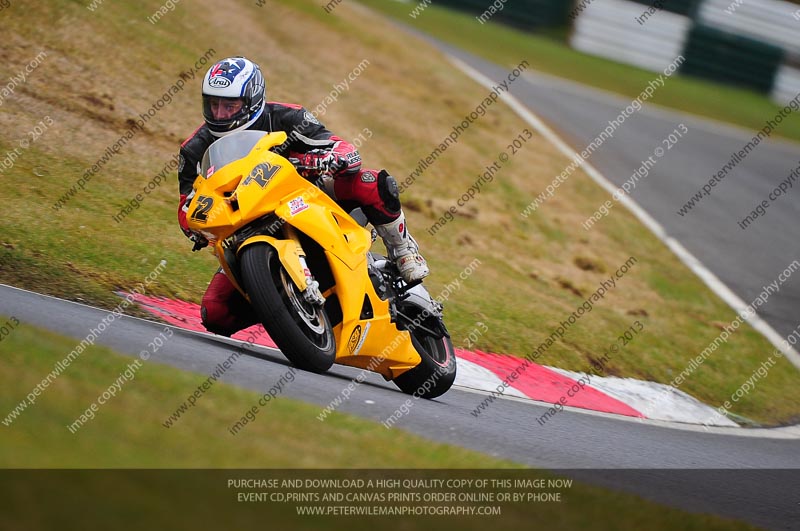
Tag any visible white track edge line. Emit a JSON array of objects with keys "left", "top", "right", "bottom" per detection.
[
  {"left": 4, "top": 284, "right": 799, "bottom": 438},
  {"left": 0, "top": 283, "right": 283, "bottom": 357},
  {"left": 453, "top": 381, "right": 800, "bottom": 439}
]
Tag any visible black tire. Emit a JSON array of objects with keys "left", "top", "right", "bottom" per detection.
[
  {"left": 394, "top": 321, "right": 456, "bottom": 399},
  {"left": 240, "top": 243, "right": 335, "bottom": 373}
]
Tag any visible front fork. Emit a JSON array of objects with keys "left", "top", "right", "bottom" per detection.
[
  {"left": 233, "top": 228, "right": 312, "bottom": 299},
  {"left": 283, "top": 225, "right": 325, "bottom": 306}
]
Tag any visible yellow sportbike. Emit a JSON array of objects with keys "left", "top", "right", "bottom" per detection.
[{"left": 187, "top": 130, "right": 456, "bottom": 398}]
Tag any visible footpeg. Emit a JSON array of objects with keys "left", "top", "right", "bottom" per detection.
[{"left": 394, "top": 278, "right": 423, "bottom": 300}]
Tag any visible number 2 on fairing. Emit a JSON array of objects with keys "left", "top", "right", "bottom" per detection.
[
  {"left": 191, "top": 195, "right": 214, "bottom": 223},
  {"left": 243, "top": 163, "right": 280, "bottom": 188}
]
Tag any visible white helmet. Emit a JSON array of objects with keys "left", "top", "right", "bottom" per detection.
[{"left": 201, "top": 57, "right": 265, "bottom": 137}]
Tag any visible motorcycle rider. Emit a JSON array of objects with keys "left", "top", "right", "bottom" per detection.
[{"left": 178, "top": 56, "right": 429, "bottom": 336}]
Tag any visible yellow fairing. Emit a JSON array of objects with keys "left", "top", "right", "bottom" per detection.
[
  {"left": 326, "top": 253, "right": 422, "bottom": 378},
  {"left": 234, "top": 236, "right": 308, "bottom": 293},
  {"left": 187, "top": 132, "right": 421, "bottom": 379}
]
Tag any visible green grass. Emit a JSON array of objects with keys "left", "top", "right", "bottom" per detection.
[
  {"left": 0, "top": 319, "right": 760, "bottom": 530},
  {"left": 357, "top": 0, "right": 800, "bottom": 143},
  {"left": 1, "top": 0, "right": 799, "bottom": 426},
  {"left": 0, "top": 319, "right": 515, "bottom": 468}
]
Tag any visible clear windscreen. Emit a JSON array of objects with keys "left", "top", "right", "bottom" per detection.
[{"left": 199, "top": 130, "right": 268, "bottom": 178}]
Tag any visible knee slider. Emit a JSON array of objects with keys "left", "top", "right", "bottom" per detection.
[
  {"left": 377, "top": 170, "right": 401, "bottom": 215},
  {"left": 200, "top": 304, "right": 220, "bottom": 328},
  {"left": 200, "top": 305, "right": 231, "bottom": 336}
]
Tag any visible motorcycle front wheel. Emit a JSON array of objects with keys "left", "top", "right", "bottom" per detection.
[{"left": 240, "top": 243, "right": 336, "bottom": 373}]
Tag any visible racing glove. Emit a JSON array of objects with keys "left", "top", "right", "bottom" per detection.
[
  {"left": 292, "top": 141, "right": 361, "bottom": 179},
  {"left": 178, "top": 193, "right": 208, "bottom": 252}
]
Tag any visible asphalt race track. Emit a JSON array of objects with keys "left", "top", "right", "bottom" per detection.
[{"left": 2, "top": 285, "right": 798, "bottom": 529}]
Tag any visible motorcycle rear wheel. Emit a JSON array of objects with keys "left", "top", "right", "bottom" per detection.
[
  {"left": 240, "top": 243, "right": 336, "bottom": 373},
  {"left": 394, "top": 317, "right": 456, "bottom": 399}
]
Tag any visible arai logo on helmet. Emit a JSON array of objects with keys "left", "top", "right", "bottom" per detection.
[
  {"left": 207, "top": 58, "right": 247, "bottom": 89},
  {"left": 208, "top": 76, "right": 231, "bottom": 88}
]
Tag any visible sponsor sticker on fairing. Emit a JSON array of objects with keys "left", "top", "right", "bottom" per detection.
[{"left": 288, "top": 196, "right": 309, "bottom": 216}]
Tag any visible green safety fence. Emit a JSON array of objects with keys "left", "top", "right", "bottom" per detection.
[
  {"left": 434, "top": 0, "right": 571, "bottom": 30},
  {"left": 433, "top": 0, "right": 788, "bottom": 96},
  {"left": 626, "top": 0, "right": 702, "bottom": 17},
  {"left": 680, "top": 23, "right": 784, "bottom": 93}
]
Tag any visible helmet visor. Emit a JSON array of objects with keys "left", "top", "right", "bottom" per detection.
[{"left": 202, "top": 96, "right": 249, "bottom": 132}]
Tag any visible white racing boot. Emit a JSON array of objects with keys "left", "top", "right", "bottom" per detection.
[{"left": 375, "top": 211, "right": 430, "bottom": 283}]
